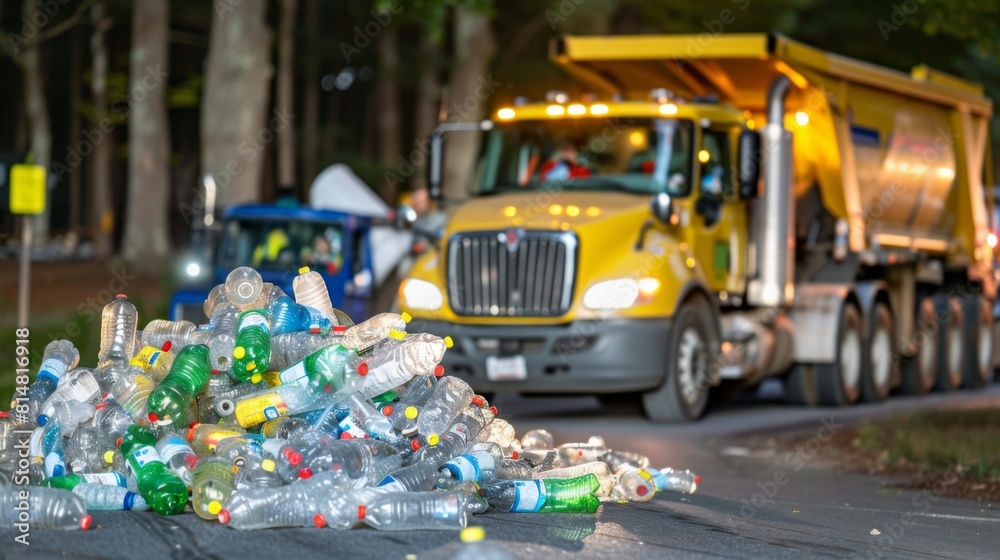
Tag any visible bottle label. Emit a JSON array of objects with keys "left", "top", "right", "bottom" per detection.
[
  {"left": 82, "top": 472, "right": 127, "bottom": 487},
  {"left": 239, "top": 312, "right": 270, "bottom": 334},
  {"left": 278, "top": 361, "right": 308, "bottom": 387},
  {"left": 131, "top": 445, "right": 163, "bottom": 469},
  {"left": 130, "top": 346, "right": 162, "bottom": 370},
  {"left": 338, "top": 416, "right": 368, "bottom": 439},
  {"left": 445, "top": 455, "right": 480, "bottom": 482},
  {"left": 512, "top": 480, "right": 545, "bottom": 512},
  {"left": 234, "top": 392, "right": 289, "bottom": 428},
  {"left": 44, "top": 451, "right": 65, "bottom": 477},
  {"left": 377, "top": 476, "right": 405, "bottom": 492},
  {"left": 38, "top": 357, "right": 68, "bottom": 382},
  {"left": 157, "top": 434, "right": 194, "bottom": 463}
]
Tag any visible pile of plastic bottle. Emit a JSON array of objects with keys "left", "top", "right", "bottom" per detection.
[{"left": 0, "top": 266, "right": 699, "bottom": 532}]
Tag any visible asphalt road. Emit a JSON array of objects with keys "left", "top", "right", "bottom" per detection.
[{"left": 4, "top": 383, "right": 1000, "bottom": 560}]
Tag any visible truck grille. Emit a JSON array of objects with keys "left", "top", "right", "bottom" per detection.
[{"left": 448, "top": 230, "right": 577, "bottom": 317}]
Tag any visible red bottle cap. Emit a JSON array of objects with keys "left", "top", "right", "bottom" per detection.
[
  {"left": 323, "top": 384, "right": 334, "bottom": 393},
  {"left": 382, "top": 405, "right": 394, "bottom": 416},
  {"left": 357, "top": 363, "right": 369, "bottom": 376},
  {"left": 695, "top": 475, "right": 702, "bottom": 484},
  {"left": 410, "top": 440, "right": 421, "bottom": 451},
  {"left": 0, "top": 411, "right": 8, "bottom": 419},
  {"left": 162, "top": 341, "right": 172, "bottom": 352},
  {"left": 357, "top": 505, "right": 366, "bottom": 520},
  {"left": 299, "top": 468, "right": 313, "bottom": 479},
  {"left": 339, "top": 432, "right": 353, "bottom": 440},
  {"left": 434, "top": 365, "right": 445, "bottom": 377},
  {"left": 80, "top": 515, "right": 93, "bottom": 531},
  {"left": 313, "top": 514, "right": 326, "bottom": 528},
  {"left": 115, "top": 294, "right": 127, "bottom": 299},
  {"left": 637, "top": 485, "right": 648, "bottom": 497},
  {"left": 333, "top": 325, "right": 347, "bottom": 333},
  {"left": 148, "top": 413, "right": 159, "bottom": 422},
  {"left": 489, "top": 406, "right": 498, "bottom": 416},
  {"left": 309, "top": 327, "right": 321, "bottom": 334},
  {"left": 218, "top": 510, "right": 231, "bottom": 524},
  {"left": 511, "top": 451, "right": 519, "bottom": 460},
  {"left": 115, "top": 437, "right": 123, "bottom": 449},
  {"left": 288, "top": 451, "right": 302, "bottom": 466},
  {"left": 95, "top": 403, "right": 107, "bottom": 411},
  {"left": 471, "top": 396, "right": 485, "bottom": 407}
]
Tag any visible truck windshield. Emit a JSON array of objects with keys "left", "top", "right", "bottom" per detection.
[
  {"left": 218, "top": 219, "right": 345, "bottom": 273},
  {"left": 473, "top": 118, "right": 693, "bottom": 196}
]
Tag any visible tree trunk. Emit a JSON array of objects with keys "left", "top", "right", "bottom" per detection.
[
  {"left": 121, "top": 0, "right": 170, "bottom": 272},
  {"left": 68, "top": 28, "right": 82, "bottom": 233},
  {"left": 201, "top": 0, "right": 274, "bottom": 207},
  {"left": 301, "top": 0, "right": 319, "bottom": 188},
  {"left": 89, "top": 2, "right": 112, "bottom": 258},
  {"left": 276, "top": 0, "right": 297, "bottom": 191},
  {"left": 411, "top": 34, "right": 442, "bottom": 194},
  {"left": 375, "top": 21, "right": 401, "bottom": 199},
  {"left": 443, "top": 5, "right": 496, "bottom": 201},
  {"left": 21, "top": 0, "right": 52, "bottom": 244}
]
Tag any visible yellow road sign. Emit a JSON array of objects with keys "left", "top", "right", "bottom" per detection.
[{"left": 10, "top": 164, "right": 46, "bottom": 214}]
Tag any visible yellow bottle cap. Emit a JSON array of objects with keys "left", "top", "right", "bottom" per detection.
[
  {"left": 246, "top": 361, "right": 256, "bottom": 372},
  {"left": 427, "top": 434, "right": 440, "bottom": 446},
  {"left": 638, "top": 469, "right": 653, "bottom": 480},
  {"left": 444, "top": 336, "right": 454, "bottom": 348},
  {"left": 389, "top": 329, "right": 406, "bottom": 341},
  {"left": 460, "top": 526, "right": 486, "bottom": 543},
  {"left": 401, "top": 312, "right": 412, "bottom": 323},
  {"left": 103, "top": 450, "right": 116, "bottom": 464},
  {"left": 208, "top": 501, "right": 222, "bottom": 515},
  {"left": 261, "top": 459, "right": 276, "bottom": 472},
  {"left": 233, "top": 347, "right": 246, "bottom": 359},
  {"left": 250, "top": 373, "right": 263, "bottom": 384},
  {"left": 298, "top": 266, "right": 310, "bottom": 274},
  {"left": 404, "top": 406, "right": 419, "bottom": 420}
]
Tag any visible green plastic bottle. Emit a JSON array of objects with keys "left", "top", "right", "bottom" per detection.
[
  {"left": 147, "top": 344, "right": 211, "bottom": 425},
  {"left": 276, "top": 344, "right": 355, "bottom": 393},
  {"left": 484, "top": 474, "right": 601, "bottom": 513},
  {"left": 191, "top": 458, "right": 236, "bottom": 520},
  {"left": 232, "top": 309, "right": 271, "bottom": 381},
  {"left": 119, "top": 424, "right": 188, "bottom": 515}
]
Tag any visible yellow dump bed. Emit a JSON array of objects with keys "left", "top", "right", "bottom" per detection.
[{"left": 551, "top": 33, "right": 993, "bottom": 266}]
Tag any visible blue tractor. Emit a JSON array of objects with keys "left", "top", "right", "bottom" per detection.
[{"left": 170, "top": 165, "right": 414, "bottom": 324}]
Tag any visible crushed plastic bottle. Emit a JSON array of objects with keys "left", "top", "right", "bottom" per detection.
[
  {"left": 37, "top": 400, "right": 95, "bottom": 436},
  {"left": 417, "top": 376, "right": 474, "bottom": 440}
]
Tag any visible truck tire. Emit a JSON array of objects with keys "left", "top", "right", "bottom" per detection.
[
  {"left": 642, "top": 297, "right": 718, "bottom": 422},
  {"left": 817, "top": 302, "right": 863, "bottom": 406},
  {"left": 784, "top": 364, "right": 819, "bottom": 406},
  {"left": 934, "top": 295, "right": 964, "bottom": 392},
  {"left": 900, "top": 296, "right": 937, "bottom": 395},
  {"left": 962, "top": 295, "right": 993, "bottom": 389},
  {"left": 860, "top": 301, "right": 895, "bottom": 402}
]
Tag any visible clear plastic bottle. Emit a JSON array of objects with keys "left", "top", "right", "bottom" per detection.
[
  {"left": 359, "top": 491, "right": 485, "bottom": 531},
  {"left": 191, "top": 458, "right": 236, "bottom": 520},
  {"left": 340, "top": 393, "right": 399, "bottom": 442},
  {"left": 207, "top": 302, "right": 240, "bottom": 372},
  {"left": 268, "top": 294, "right": 332, "bottom": 336},
  {"left": 109, "top": 366, "right": 155, "bottom": 422},
  {"left": 41, "top": 471, "right": 128, "bottom": 489},
  {"left": 37, "top": 368, "right": 101, "bottom": 422},
  {"left": 98, "top": 294, "right": 139, "bottom": 366},
  {"left": 211, "top": 380, "right": 269, "bottom": 420},
  {"left": 269, "top": 331, "right": 333, "bottom": 372},
  {"left": 277, "top": 436, "right": 402, "bottom": 486},
  {"left": 417, "top": 376, "right": 474, "bottom": 440},
  {"left": 27, "top": 340, "right": 80, "bottom": 412},
  {"left": 142, "top": 319, "right": 196, "bottom": 351},
  {"left": 358, "top": 333, "right": 447, "bottom": 399},
  {"left": 609, "top": 465, "right": 657, "bottom": 502},
  {"left": 293, "top": 266, "right": 341, "bottom": 325},
  {"left": 260, "top": 416, "right": 311, "bottom": 440},
  {"left": 441, "top": 443, "right": 529, "bottom": 485},
  {"left": 601, "top": 449, "right": 650, "bottom": 471},
  {"left": 156, "top": 432, "right": 198, "bottom": 486},
  {"left": 73, "top": 483, "right": 149, "bottom": 511},
  {"left": 225, "top": 267, "right": 264, "bottom": 309},
  {"left": 341, "top": 312, "right": 409, "bottom": 352},
  {"left": 520, "top": 429, "right": 554, "bottom": 450},
  {"left": 119, "top": 424, "right": 188, "bottom": 515},
  {"left": 482, "top": 474, "right": 601, "bottom": 513},
  {"left": 41, "top": 420, "right": 67, "bottom": 478},
  {"left": 95, "top": 399, "right": 132, "bottom": 442},
  {"left": 147, "top": 344, "right": 211, "bottom": 425},
  {"left": 37, "top": 400, "right": 95, "bottom": 436},
  {"left": 130, "top": 342, "right": 178, "bottom": 383},
  {"left": 555, "top": 436, "right": 608, "bottom": 466},
  {"left": 218, "top": 470, "right": 346, "bottom": 529},
  {"left": 204, "top": 284, "right": 228, "bottom": 317},
  {"left": 1, "top": 487, "right": 92, "bottom": 530},
  {"left": 232, "top": 309, "right": 271, "bottom": 380},
  {"left": 534, "top": 461, "right": 614, "bottom": 498},
  {"left": 214, "top": 436, "right": 264, "bottom": 472},
  {"left": 650, "top": 468, "right": 699, "bottom": 494},
  {"left": 64, "top": 426, "right": 103, "bottom": 473}
]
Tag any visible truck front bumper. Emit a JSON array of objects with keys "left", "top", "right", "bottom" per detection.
[{"left": 416, "top": 319, "right": 670, "bottom": 393}]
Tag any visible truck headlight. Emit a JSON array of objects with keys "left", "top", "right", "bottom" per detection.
[
  {"left": 400, "top": 278, "right": 443, "bottom": 310},
  {"left": 583, "top": 277, "right": 661, "bottom": 310},
  {"left": 185, "top": 262, "right": 202, "bottom": 278}
]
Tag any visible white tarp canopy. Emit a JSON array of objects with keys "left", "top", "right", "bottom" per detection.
[
  {"left": 309, "top": 163, "right": 392, "bottom": 218},
  {"left": 309, "top": 163, "right": 411, "bottom": 287}
]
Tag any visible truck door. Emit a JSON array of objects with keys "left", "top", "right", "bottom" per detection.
[{"left": 688, "top": 127, "right": 746, "bottom": 297}]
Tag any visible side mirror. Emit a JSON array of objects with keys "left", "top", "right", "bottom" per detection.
[
  {"left": 738, "top": 129, "right": 761, "bottom": 199},
  {"left": 650, "top": 192, "right": 673, "bottom": 224},
  {"left": 394, "top": 204, "right": 417, "bottom": 229},
  {"left": 427, "top": 132, "right": 444, "bottom": 202}
]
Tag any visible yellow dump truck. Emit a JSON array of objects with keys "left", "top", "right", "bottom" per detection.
[{"left": 398, "top": 33, "right": 996, "bottom": 421}]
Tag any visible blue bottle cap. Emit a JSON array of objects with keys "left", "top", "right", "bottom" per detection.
[
  {"left": 124, "top": 491, "right": 136, "bottom": 511},
  {"left": 52, "top": 464, "right": 65, "bottom": 477},
  {"left": 37, "top": 414, "right": 49, "bottom": 426}
]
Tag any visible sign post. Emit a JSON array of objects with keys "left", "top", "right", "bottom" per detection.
[{"left": 10, "top": 164, "right": 46, "bottom": 328}]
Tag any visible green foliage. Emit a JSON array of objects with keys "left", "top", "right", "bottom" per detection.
[{"left": 915, "top": 0, "right": 1000, "bottom": 59}]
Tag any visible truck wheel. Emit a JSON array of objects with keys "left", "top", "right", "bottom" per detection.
[
  {"left": 642, "top": 297, "right": 718, "bottom": 422},
  {"left": 934, "top": 295, "right": 964, "bottom": 391},
  {"left": 900, "top": 296, "right": 937, "bottom": 394},
  {"left": 817, "top": 302, "right": 862, "bottom": 406},
  {"left": 962, "top": 295, "right": 993, "bottom": 389},
  {"left": 784, "top": 364, "right": 819, "bottom": 406},
  {"left": 860, "top": 302, "right": 895, "bottom": 402}
]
